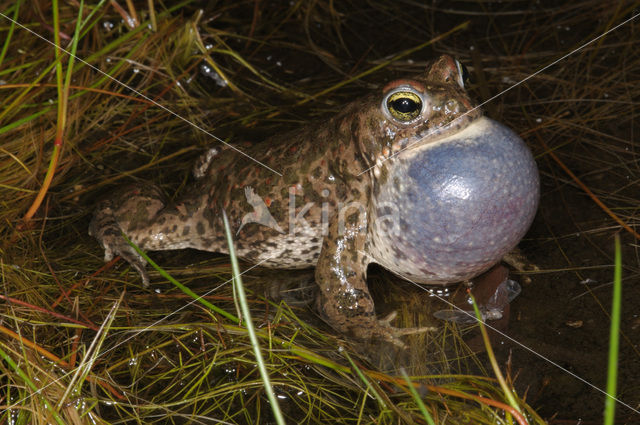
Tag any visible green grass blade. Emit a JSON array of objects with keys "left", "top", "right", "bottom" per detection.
[
  {"left": 125, "top": 234, "right": 239, "bottom": 324},
  {"left": 51, "top": 0, "right": 63, "bottom": 98},
  {"left": 343, "top": 349, "right": 387, "bottom": 410},
  {"left": 0, "top": 108, "right": 50, "bottom": 136},
  {"left": 0, "top": 1, "right": 21, "bottom": 66},
  {"left": 222, "top": 210, "right": 286, "bottom": 425},
  {"left": 63, "top": 0, "right": 84, "bottom": 91},
  {"left": 604, "top": 234, "right": 622, "bottom": 425},
  {"left": 399, "top": 368, "right": 436, "bottom": 425},
  {"left": 0, "top": 345, "right": 66, "bottom": 425}
]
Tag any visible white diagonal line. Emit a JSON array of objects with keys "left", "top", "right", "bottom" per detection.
[
  {"left": 398, "top": 272, "right": 640, "bottom": 416},
  {"left": 358, "top": 10, "right": 640, "bottom": 177},
  {"left": 4, "top": 253, "right": 277, "bottom": 410},
  {"left": 0, "top": 11, "right": 283, "bottom": 177},
  {"left": 94, "top": 257, "right": 273, "bottom": 358},
  {"left": 2, "top": 4, "right": 639, "bottom": 420}
]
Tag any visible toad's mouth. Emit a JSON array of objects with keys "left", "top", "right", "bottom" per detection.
[{"left": 402, "top": 114, "right": 496, "bottom": 153}]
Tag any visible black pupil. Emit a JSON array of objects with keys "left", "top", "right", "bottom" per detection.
[{"left": 391, "top": 97, "right": 419, "bottom": 113}]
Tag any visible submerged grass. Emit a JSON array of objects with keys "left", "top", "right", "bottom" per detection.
[{"left": 0, "top": 0, "right": 638, "bottom": 423}]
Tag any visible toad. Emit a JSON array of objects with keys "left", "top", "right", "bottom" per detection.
[{"left": 90, "top": 55, "right": 539, "bottom": 343}]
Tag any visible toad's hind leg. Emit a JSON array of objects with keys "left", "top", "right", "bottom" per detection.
[
  {"left": 89, "top": 184, "right": 168, "bottom": 285},
  {"left": 90, "top": 184, "right": 219, "bottom": 285}
]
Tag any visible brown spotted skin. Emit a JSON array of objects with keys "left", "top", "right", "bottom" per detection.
[{"left": 90, "top": 55, "right": 539, "bottom": 343}]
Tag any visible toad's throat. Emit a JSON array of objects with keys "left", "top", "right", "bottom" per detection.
[{"left": 369, "top": 117, "right": 539, "bottom": 285}]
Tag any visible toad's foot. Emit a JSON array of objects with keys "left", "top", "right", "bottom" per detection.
[
  {"left": 89, "top": 200, "right": 150, "bottom": 286},
  {"left": 346, "top": 311, "right": 436, "bottom": 349},
  {"left": 263, "top": 269, "right": 317, "bottom": 307},
  {"left": 503, "top": 247, "right": 538, "bottom": 284}
]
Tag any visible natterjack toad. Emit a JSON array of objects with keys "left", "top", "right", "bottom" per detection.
[{"left": 90, "top": 55, "right": 539, "bottom": 343}]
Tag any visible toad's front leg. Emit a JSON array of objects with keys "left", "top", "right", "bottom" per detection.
[{"left": 314, "top": 208, "right": 433, "bottom": 345}]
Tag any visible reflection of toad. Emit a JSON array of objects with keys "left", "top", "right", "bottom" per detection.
[
  {"left": 445, "top": 265, "right": 517, "bottom": 352},
  {"left": 434, "top": 265, "right": 521, "bottom": 324}
]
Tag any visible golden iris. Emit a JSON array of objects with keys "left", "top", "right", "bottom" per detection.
[{"left": 386, "top": 91, "right": 422, "bottom": 122}]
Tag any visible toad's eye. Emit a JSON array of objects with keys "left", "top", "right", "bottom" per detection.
[
  {"left": 454, "top": 59, "right": 470, "bottom": 88},
  {"left": 384, "top": 89, "right": 423, "bottom": 122}
]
